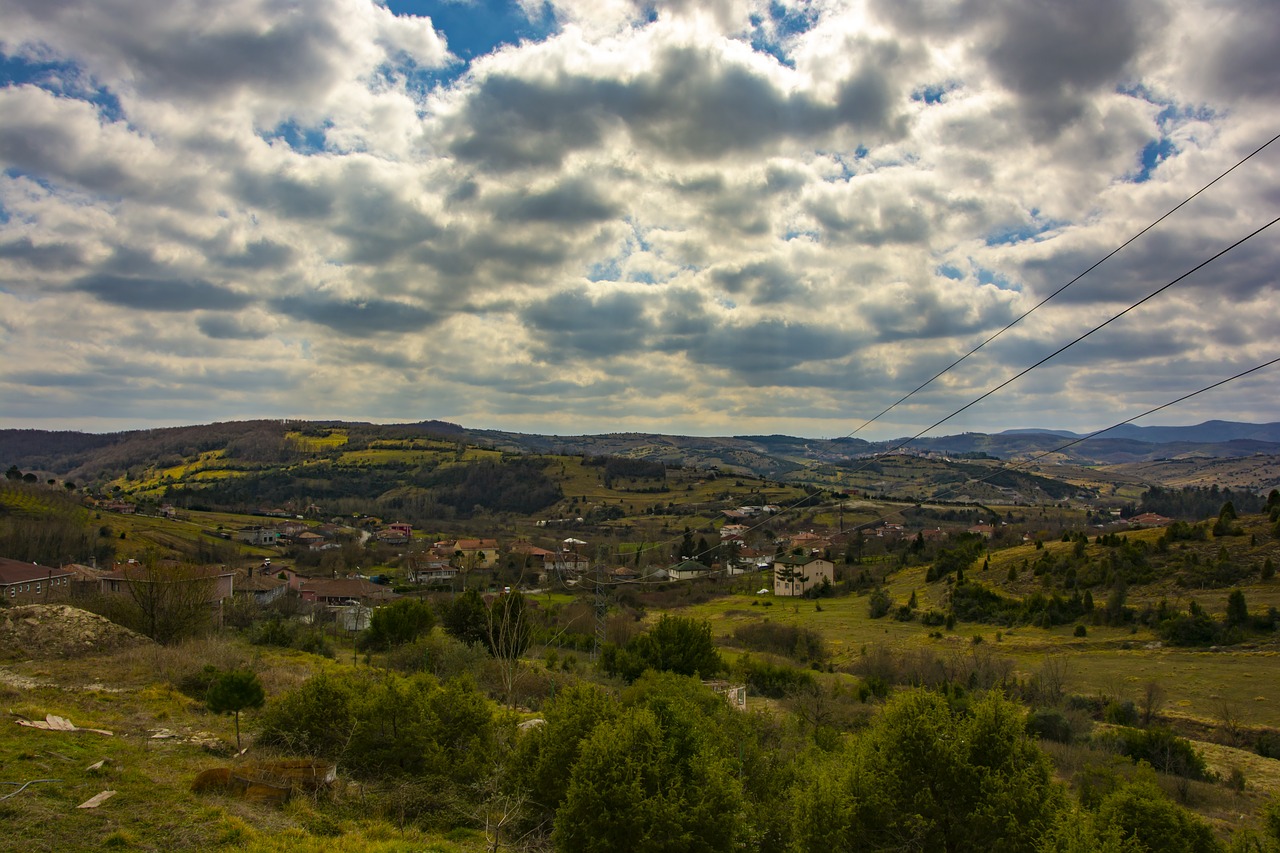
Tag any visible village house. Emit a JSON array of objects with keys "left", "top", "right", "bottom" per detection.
[
  {"left": 0, "top": 558, "right": 75, "bottom": 603},
  {"left": 788, "top": 531, "right": 831, "bottom": 553},
  {"left": 100, "top": 562, "right": 235, "bottom": 605},
  {"left": 235, "top": 526, "right": 280, "bottom": 546},
  {"left": 298, "top": 577, "right": 398, "bottom": 606},
  {"left": 375, "top": 527, "right": 410, "bottom": 546},
  {"left": 667, "top": 560, "right": 710, "bottom": 581},
  {"left": 544, "top": 550, "right": 590, "bottom": 577},
  {"left": 773, "top": 555, "right": 834, "bottom": 597},
  {"left": 441, "top": 538, "right": 499, "bottom": 569},
  {"left": 295, "top": 531, "right": 328, "bottom": 551},
  {"left": 407, "top": 551, "right": 461, "bottom": 585},
  {"left": 234, "top": 571, "right": 289, "bottom": 606},
  {"left": 1128, "top": 512, "right": 1173, "bottom": 528}
]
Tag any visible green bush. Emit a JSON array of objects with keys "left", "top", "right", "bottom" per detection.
[
  {"left": 736, "top": 655, "right": 816, "bottom": 699},
  {"left": 1026, "top": 708, "right": 1074, "bottom": 743},
  {"left": 731, "top": 621, "right": 828, "bottom": 663},
  {"left": 1102, "top": 726, "right": 1210, "bottom": 781},
  {"left": 1103, "top": 700, "right": 1139, "bottom": 726}
]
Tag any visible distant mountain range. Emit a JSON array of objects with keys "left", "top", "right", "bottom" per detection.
[
  {"left": 999, "top": 420, "right": 1280, "bottom": 445},
  {"left": 3, "top": 419, "right": 1280, "bottom": 492}
]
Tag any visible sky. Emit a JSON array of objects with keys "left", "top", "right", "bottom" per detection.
[{"left": 1, "top": 0, "right": 1278, "bottom": 441}]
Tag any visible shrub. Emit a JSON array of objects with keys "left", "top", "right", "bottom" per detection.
[
  {"left": 1255, "top": 730, "right": 1280, "bottom": 760},
  {"left": 1073, "top": 624, "right": 1087, "bottom": 637},
  {"left": 868, "top": 587, "right": 892, "bottom": 619},
  {"left": 731, "top": 621, "right": 828, "bottom": 664},
  {"left": 1102, "top": 726, "right": 1210, "bottom": 781},
  {"left": 1026, "top": 708, "right": 1074, "bottom": 743},
  {"left": 1103, "top": 700, "right": 1139, "bottom": 726},
  {"left": 920, "top": 609, "right": 946, "bottom": 627},
  {"left": 736, "top": 656, "right": 816, "bottom": 698}
]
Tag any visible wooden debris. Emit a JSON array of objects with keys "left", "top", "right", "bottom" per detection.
[
  {"left": 85, "top": 759, "right": 108, "bottom": 772},
  {"left": 1, "top": 779, "right": 62, "bottom": 800},
  {"left": 192, "top": 759, "right": 337, "bottom": 806},
  {"left": 16, "top": 714, "right": 112, "bottom": 736},
  {"left": 77, "top": 790, "right": 116, "bottom": 809}
]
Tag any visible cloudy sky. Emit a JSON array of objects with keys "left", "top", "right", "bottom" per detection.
[{"left": 1, "top": 0, "right": 1278, "bottom": 441}]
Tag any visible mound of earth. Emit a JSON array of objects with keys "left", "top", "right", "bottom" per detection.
[{"left": 0, "top": 604, "right": 152, "bottom": 660}]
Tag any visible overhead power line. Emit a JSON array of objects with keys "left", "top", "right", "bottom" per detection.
[
  {"left": 592, "top": 213, "right": 1280, "bottom": 580},
  {"left": 847, "top": 129, "right": 1280, "bottom": 439},
  {"left": 856, "top": 212, "right": 1280, "bottom": 469}
]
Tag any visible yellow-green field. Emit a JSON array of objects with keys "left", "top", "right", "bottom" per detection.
[{"left": 682, "top": 574, "right": 1280, "bottom": 726}]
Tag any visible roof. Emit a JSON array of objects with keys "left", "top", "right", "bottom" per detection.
[
  {"left": 0, "top": 558, "right": 73, "bottom": 585},
  {"left": 236, "top": 573, "right": 288, "bottom": 592},
  {"left": 774, "top": 554, "right": 831, "bottom": 567},
  {"left": 454, "top": 538, "right": 498, "bottom": 550},
  {"left": 102, "top": 562, "right": 233, "bottom": 582},
  {"left": 300, "top": 578, "right": 398, "bottom": 602}
]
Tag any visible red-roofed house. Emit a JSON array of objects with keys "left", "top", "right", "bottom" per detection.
[{"left": 0, "top": 558, "right": 75, "bottom": 604}]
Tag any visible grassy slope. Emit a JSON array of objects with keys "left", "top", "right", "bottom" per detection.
[{"left": 0, "top": 638, "right": 486, "bottom": 853}]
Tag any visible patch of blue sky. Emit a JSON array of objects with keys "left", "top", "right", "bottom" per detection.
[
  {"left": 0, "top": 54, "right": 124, "bottom": 122},
  {"left": 784, "top": 228, "right": 820, "bottom": 242},
  {"left": 627, "top": 270, "right": 658, "bottom": 285},
  {"left": 983, "top": 215, "right": 1064, "bottom": 247},
  {"left": 587, "top": 258, "right": 621, "bottom": 283},
  {"left": 1132, "top": 136, "right": 1176, "bottom": 183},
  {"left": 936, "top": 264, "right": 964, "bottom": 281},
  {"left": 385, "top": 0, "right": 557, "bottom": 66},
  {"left": 975, "top": 267, "right": 1019, "bottom": 291},
  {"left": 910, "top": 83, "right": 950, "bottom": 105},
  {"left": 260, "top": 120, "right": 332, "bottom": 155},
  {"left": 1117, "top": 82, "right": 1215, "bottom": 130},
  {"left": 748, "top": 2, "right": 818, "bottom": 67},
  {"left": 626, "top": 220, "right": 652, "bottom": 253},
  {"left": 3, "top": 168, "right": 60, "bottom": 202}
]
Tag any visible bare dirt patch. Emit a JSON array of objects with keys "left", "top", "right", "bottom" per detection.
[{"left": 0, "top": 604, "right": 152, "bottom": 661}]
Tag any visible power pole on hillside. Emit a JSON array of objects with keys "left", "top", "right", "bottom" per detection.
[{"left": 592, "top": 547, "right": 608, "bottom": 661}]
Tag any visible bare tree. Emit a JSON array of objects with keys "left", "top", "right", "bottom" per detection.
[
  {"left": 485, "top": 590, "right": 532, "bottom": 708},
  {"left": 1140, "top": 680, "right": 1166, "bottom": 727},
  {"left": 117, "top": 551, "right": 220, "bottom": 644},
  {"left": 1034, "top": 655, "right": 1071, "bottom": 706}
]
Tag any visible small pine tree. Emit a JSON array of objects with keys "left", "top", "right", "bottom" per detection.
[
  {"left": 1263, "top": 557, "right": 1275, "bottom": 581},
  {"left": 206, "top": 669, "right": 266, "bottom": 752}
]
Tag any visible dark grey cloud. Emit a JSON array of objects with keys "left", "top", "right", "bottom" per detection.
[
  {"left": 710, "top": 259, "right": 803, "bottom": 305},
  {"left": 492, "top": 179, "right": 619, "bottom": 224},
  {"left": 1202, "top": 0, "right": 1280, "bottom": 100},
  {"left": 272, "top": 294, "right": 438, "bottom": 336},
  {"left": 232, "top": 170, "right": 335, "bottom": 219},
  {"left": 808, "top": 194, "right": 932, "bottom": 246},
  {"left": 680, "top": 318, "right": 856, "bottom": 375},
  {"left": 215, "top": 238, "right": 295, "bottom": 270},
  {"left": 0, "top": 237, "right": 83, "bottom": 271},
  {"left": 4, "top": 0, "right": 349, "bottom": 107},
  {"left": 522, "top": 288, "right": 652, "bottom": 360},
  {"left": 985, "top": 0, "right": 1147, "bottom": 137},
  {"left": 72, "top": 273, "right": 252, "bottom": 311},
  {"left": 450, "top": 40, "right": 908, "bottom": 170},
  {"left": 196, "top": 313, "right": 269, "bottom": 340}
]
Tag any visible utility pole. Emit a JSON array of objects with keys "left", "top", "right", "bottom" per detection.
[{"left": 592, "top": 546, "right": 608, "bottom": 661}]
